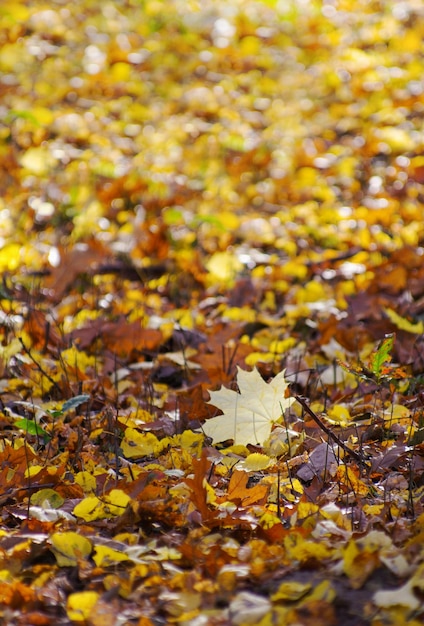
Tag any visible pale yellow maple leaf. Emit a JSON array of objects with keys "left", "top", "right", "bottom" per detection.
[{"left": 204, "top": 366, "right": 294, "bottom": 446}]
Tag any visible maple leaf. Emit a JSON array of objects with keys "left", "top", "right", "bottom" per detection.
[{"left": 204, "top": 366, "right": 294, "bottom": 446}]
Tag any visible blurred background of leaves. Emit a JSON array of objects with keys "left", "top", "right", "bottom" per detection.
[{"left": 1, "top": 1, "right": 424, "bottom": 624}]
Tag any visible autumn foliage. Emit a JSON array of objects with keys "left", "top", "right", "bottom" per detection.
[{"left": 1, "top": 0, "right": 424, "bottom": 624}]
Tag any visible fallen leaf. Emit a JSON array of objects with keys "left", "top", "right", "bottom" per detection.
[
  {"left": 50, "top": 531, "right": 92, "bottom": 567},
  {"left": 204, "top": 366, "right": 294, "bottom": 446},
  {"left": 67, "top": 591, "right": 100, "bottom": 622},
  {"left": 227, "top": 470, "right": 269, "bottom": 506}
]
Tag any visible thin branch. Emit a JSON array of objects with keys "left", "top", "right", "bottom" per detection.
[
  {"left": 295, "top": 395, "right": 368, "bottom": 467},
  {"left": 18, "top": 337, "right": 62, "bottom": 395}
]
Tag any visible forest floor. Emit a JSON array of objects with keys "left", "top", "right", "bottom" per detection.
[{"left": 1, "top": 0, "right": 424, "bottom": 624}]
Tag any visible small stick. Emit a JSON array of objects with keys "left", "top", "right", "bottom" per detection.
[{"left": 295, "top": 395, "right": 367, "bottom": 467}]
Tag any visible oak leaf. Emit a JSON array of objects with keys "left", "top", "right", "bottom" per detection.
[
  {"left": 204, "top": 366, "right": 294, "bottom": 446},
  {"left": 227, "top": 470, "right": 269, "bottom": 506}
]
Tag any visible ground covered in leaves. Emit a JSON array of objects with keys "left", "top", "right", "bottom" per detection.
[{"left": 1, "top": 0, "right": 424, "bottom": 624}]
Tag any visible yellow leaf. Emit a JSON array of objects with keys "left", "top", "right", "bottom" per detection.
[
  {"left": 239, "top": 453, "right": 273, "bottom": 472},
  {"left": 0, "top": 42, "right": 30, "bottom": 71},
  {"left": 384, "top": 308, "right": 424, "bottom": 334},
  {"left": 106, "top": 489, "right": 132, "bottom": 515},
  {"left": 269, "top": 338, "right": 297, "bottom": 354},
  {"left": 0, "top": 569, "right": 13, "bottom": 583},
  {"left": 0, "top": 243, "right": 21, "bottom": 272},
  {"left": 363, "top": 503, "right": 384, "bottom": 516},
  {"left": 296, "top": 502, "right": 320, "bottom": 519},
  {"left": 296, "top": 280, "right": 327, "bottom": 304},
  {"left": 245, "top": 352, "right": 276, "bottom": 367},
  {"left": 0, "top": 337, "right": 22, "bottom": 364},
  {"left": 240, "top": 35, "right": 260, "bottom": 56},
  {"left": 271, "top": 581, "right": 311, "bottom": 602},
  {"left": 93, "top": 545, "right": 130, "bottom": 567},
  {"left": 222, "top": 306, "right": 256, "bottom": 323},
  {"left": 205, "top": 251, "right": 243, "bottom": 284},
  {"left": 51, "top": 532, "right": 92, "bottom": 567},
  {"left": 25, "top": 465, "right": 43, "bottom": 478},
  {"left": 73, "top": 496, "right": 104, "bottom": 522},
  {"left": 179, "top": 430, "right": 204, "bottom": 456},
  {"left": 259, "top": 510, "right": 282, "bottom": 529},
  {"left": 326, "top": 404, "right": 352, "bottom": 426},
  {"left": 284, "top": 534, "right": 332, "bottom": 563},
  {"left": 73, "top": 490, "right": 131, "bottom": 521},
  {"left": 222, "top": 444, "right": 251, "bottom": 457},
  {"left": 282, "top": 259, "right": 308, "bottom": 280},
  {"left": 264, "top": 425, "right": 304, "bottom": 458},
  {"left": 204, "top": 480, "right": 217, "bottom": 506},
  {"left": 60, "top": 347, "right": 97, "bottom": 373},
  {"left": 376, "top": 127, "right": 415, "bottom": 153},
  {"left": 111, "top": 61, "right": 131, "bottom": 81},
  {"left": 343, "top": 537, "right": 381, "bottom": 588},
  {"left": 31, "top": 106, "right": 54, "bottom": 126},
  {"left": 307, "top": 579, "right": 336, "bottom": 603},
  {"left": 67, "top": 591, "right": 99, "bottom": 622},
  {"left": 336, "top": 465, "right": 368, "bottom": 496},
  {"left": 121, "top": 429, "right": 160, "bottom": 459},
  {"left": 74, "top": 471, "right": 97, "bottom": 494},
  {"left": 382, "top": 403, "right": 410, "bottom": 422},
  {"left": 20, "top": 146, "right": 57, "bottom": 175}
]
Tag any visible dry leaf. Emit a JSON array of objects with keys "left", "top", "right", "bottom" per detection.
[{"left": 204, "top": 367, "right": 294, "bottom": 446}]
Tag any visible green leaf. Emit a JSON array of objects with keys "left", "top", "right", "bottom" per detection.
[
  {"left": 370, "top": 334, "right": 395, "bottom": 380},
  {"left": 62, "top": 394, "right": 90, "bottom": 413},
  {"left": 15, "top": 418, "right": 50, "bottom": 439},
  {"left": 5, "top": 109, "right": 41, "bottom": 126}
]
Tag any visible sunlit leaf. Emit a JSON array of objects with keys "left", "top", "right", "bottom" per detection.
[
  {"left": 20, "top": 146, "right": 57, "bottom": 175},
  {"left": 205, "top": 251, "right": 243, "bottom": 284},
  {"left": 238, "top": 453, "right": 273, "bottom": 472},
  {"left": 204, "top": 367, "right": 294, "bottom": 446},
  {"left": 2, "top": 0, "right": 424, "bottom": 621}
]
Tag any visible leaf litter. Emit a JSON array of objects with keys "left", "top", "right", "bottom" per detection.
[{"left": 1, "top": 0, "right": 424, "bottom": 624}]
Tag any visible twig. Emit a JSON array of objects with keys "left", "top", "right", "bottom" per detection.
[
  {"left": 295, "top": 395, "right": 368, "bottom": 467},
  {"left": 18, "top": 337, "right": 62, "bottom": 395}
]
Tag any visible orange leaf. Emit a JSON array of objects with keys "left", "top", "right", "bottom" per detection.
[
  {"left": 102, "top": 320, "right": 163, "bottom": 355},
  {"left": 185, "top": 451, "right": 213, "bottom": 522},
  {"left": 227, "top": 470, "right": 269, "bottom": 506}
]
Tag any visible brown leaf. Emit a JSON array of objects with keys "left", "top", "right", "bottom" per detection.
[
  {"left": 44, "top": 239, "right": 108, "bottom": 299},
  {"left": 185, "top": 451, "right": 214, "bottom": 523},
  {"left": 102, "top": 320, "right": 163, "bottom": 356}
]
